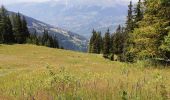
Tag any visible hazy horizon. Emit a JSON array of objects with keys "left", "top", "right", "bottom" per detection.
[{"left": 0, "top": 0, "right": 138, "bottom": 7}]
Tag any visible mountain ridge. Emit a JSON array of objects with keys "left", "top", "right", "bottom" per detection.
[
  {"left": 8, "top": 11, "right": 88, "bottom": 52},
  {"left": 6, "top": 1, "right": 128, "bottom": 37}
]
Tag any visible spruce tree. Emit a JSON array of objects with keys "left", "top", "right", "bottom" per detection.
[
  {"left": 41, "top": 29, "right": 59, "bottom": 48},
  {"left": 0, "top": 6, "right": 14, "bottom": 43},
  {"left": 88, "top": 29, "right": 97, "bottom": 53},
  {"left": 97, "top": 32, "right": 103, "bottom": 54},
  {"left": 134, "top": 0, "right": 143, "bottom": 28},
  {"left": 103, "top": 29, "right": 111, "bottom": 58},
  {"left": 125, "top": 1, "right": 134, "bottom": 33},
  {"left": 124, "top": 1, "right": 136, "bottom": 62},
  {"left": 88, "top": 29, "right": 103, "bottom": 54},
  {"left": 13, "top": 13, "right": 24, "bottom": 44},
  {"left": 112, "top": 25, "right": 126, "bottom": 61},
  {"left": 6, "top": 16, "right": 15, "bottom": 43},
  {"left": 21, "top": 16, "right": 30, "bottom": 41}
]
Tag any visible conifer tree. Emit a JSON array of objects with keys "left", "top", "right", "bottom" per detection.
[
  {"left": 130, "top": 0, "right": 170, "bottom": 61},
  {"left": 0, "top": 6, "right": 14, "bottom": 43},
  {"left": 112, "top": 25, "right": 126, "bottom": 61},
  {"left": 103, "top": 29, "right": 111, "bottom": 58},
  {"left": 6, "top": 16, "right": 15, "bottom": 43},
  {"left": 27, "top": 30, "right": 39, "bottom": 45},
  {"left": 125, "top": 1, "right": 134, "bottom": 33},
  {"left": 13, "top": 13, "right": 24, "bottom": 44},
  {"left": 134, "top": 0, "right": 143, "bottom": 28},
  {"left": 88, "top": 29, "right": 103, "bottom": 54},
  {"left": 21, "top": 16, "right": 30, "bottom": 41},
  {"left": 88, "top": 29, "right": 97, "bottom": 53},
  {"left": 124, "top": 1, "right": 136, "bottom": 62},
  {"left": 97, "top": 31, "right": 103, "bottom": 54},
  {"left": 41, "top": 29, "right": 59, "bottom": 48}
]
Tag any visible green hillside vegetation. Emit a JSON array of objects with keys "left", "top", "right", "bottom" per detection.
[
  {"left": 0, "top": 44, "right": 170, "bottom": 99},
  {"left": 0, "top": 6, "right": 60, "bottom": 49},
  {"left": 89, "top": 0, "right": 170, "bottom": 63}
]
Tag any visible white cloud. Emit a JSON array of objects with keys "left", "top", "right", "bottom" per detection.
[
  {"left": 0, "top": 0, "right": 138, "bottom": 6},
  {"left": 0, "top": 0, "right": 48, "bottom": 5}
]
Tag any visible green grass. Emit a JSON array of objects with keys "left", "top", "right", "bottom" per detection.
[{"left": 0, "top": 44, "right": 170, "bottom": 100}]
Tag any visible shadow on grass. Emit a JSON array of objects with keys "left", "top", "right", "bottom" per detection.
[{"left": 144, "top": 59, "right": 170, "bottom": 68}]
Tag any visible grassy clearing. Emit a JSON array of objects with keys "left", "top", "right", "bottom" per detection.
[{"left": 0, "top": 44, "right": 170, "bottom": 100}]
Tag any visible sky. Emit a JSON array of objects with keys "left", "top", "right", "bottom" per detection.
[{"left": 0, "top": 0, "right": 138, "bottom": 6}]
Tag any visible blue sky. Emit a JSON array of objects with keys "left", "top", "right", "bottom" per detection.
[{"left": 0, "top": 0, "right": 138, "bottom": 6}]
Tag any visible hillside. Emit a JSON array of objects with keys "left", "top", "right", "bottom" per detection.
[
  {"left": 0, "top": 44, "right": 170, "bottom": 99},
  {"left": 8, "top": 12, "right": 88, "bottom": 52}
]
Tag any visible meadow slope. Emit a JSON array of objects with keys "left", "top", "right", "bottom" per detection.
[{"left": 0, "top": 44, "right": 170, "bottom": 100}]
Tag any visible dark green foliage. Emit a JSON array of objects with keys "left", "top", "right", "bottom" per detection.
[
  {"left": 27, "top": 30, "right": 39, "bottom": 45},
  {"left": 160, "top": 32, "right": 170, "bottom": 59},
  {"left": 125, "top": 1, "right": 134, "bottom": 33},
  {"left": 13, "top": 13, "right": 26, "bottom": 44},
  {"left": 121, "top": 91, "right": 128, "bottom": 100},
  {"left": 0, "top": 6, "right": 15, "bottom": 44},
  {"left": 112, "top": 25, "right": 126, "bottom": 61},
  {"left": 22, "top": 16, "right": 30, "bottom": 38},
  {"left": 60, "top": 46, "right": 64, "bottom": 49},
  {"left": 28, "top": 29, "right": 59, "bottom": 48},
  {"left": 124, "top": 1, "right": 137, "bottom": 62},
  {"left": 41, "top": 29, "right": 59, "bottom": 48},
  {"left": 103, "top": 29, "right": 111, "bottom": 58},
  {"left": 88, "top": 29, "right": 103, "bottom": 54},
  {"left": 88, "top": 27, "right": 126, "bottom": 61},
  {"left": 134, "top": 0, "right": 143, "bottom": 28}
]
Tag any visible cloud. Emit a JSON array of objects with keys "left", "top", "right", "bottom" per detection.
[
  {"left": 0, "top": 0, "right": 138, "bottom": 6},
  {"left": 0, "top": 0, "right": 49, "bottom": 5}
]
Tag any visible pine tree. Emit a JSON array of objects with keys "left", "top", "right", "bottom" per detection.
[
  {"left": 97, "top": 31, "right": 103, "bottom": 54},
  {"left": 41, "top": 29, "right": 59, "bottom": 48},
  {"left": 41, "top": 29, "right": 49, "bottom": 46},
  {"left": 88, "top": 29, "right": 96, "bottom": 53},
  {"left": 13, "top": 13, "right": 24, "bottom": 44},
  {"left": 124, "top": 1, "right": 136, "bottom": 62},
  {"left": 112, "top": 25, "right": 126, "bottom": 61},
  {"left": 27, "top": 30, "right": 39, "bottom": 45},
  {"left": 134, "top": 0, "right": 143, "bottom": 28},
  {"left": 52, "top": 35, "right": 59, "bottom": 48},
  {"left": 125, "top": 1, "right": 134, "bottom": 33},
  {"left": 103, "top": 29, "right": 111, "bottom": 58},
  {"left": 21, "top": 16, "right": 30, "bottom": 41},
  {"left": 6, "top": 16, "right": 15, "bottom": 43},
  {"left": 88, "top": 29, "right": 103, "bottom": 54},
  {"left": 0, "top": 6, "right": 14, "bottom": 43}
]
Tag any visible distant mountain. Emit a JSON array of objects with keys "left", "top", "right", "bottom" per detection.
[
  {"left": 9, "top": 12, "right": 88, "bottom": 52},
  {"left": 6, "top": 1, "right": 128, "bottom": 37}
]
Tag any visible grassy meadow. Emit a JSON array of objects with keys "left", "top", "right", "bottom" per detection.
[{"left": 0, "top": 44, "right": 170, "bottom": 100}]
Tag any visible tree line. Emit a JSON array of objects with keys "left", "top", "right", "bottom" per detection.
[
  {"left": 0, "top": 6, "right": 60, "bottom": 49},
  {"left": 88, "top": 26, "right": 126, "bottom": 61},
  {"left": 89, "top": 0, "right": 170, "bottom": 63}
]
